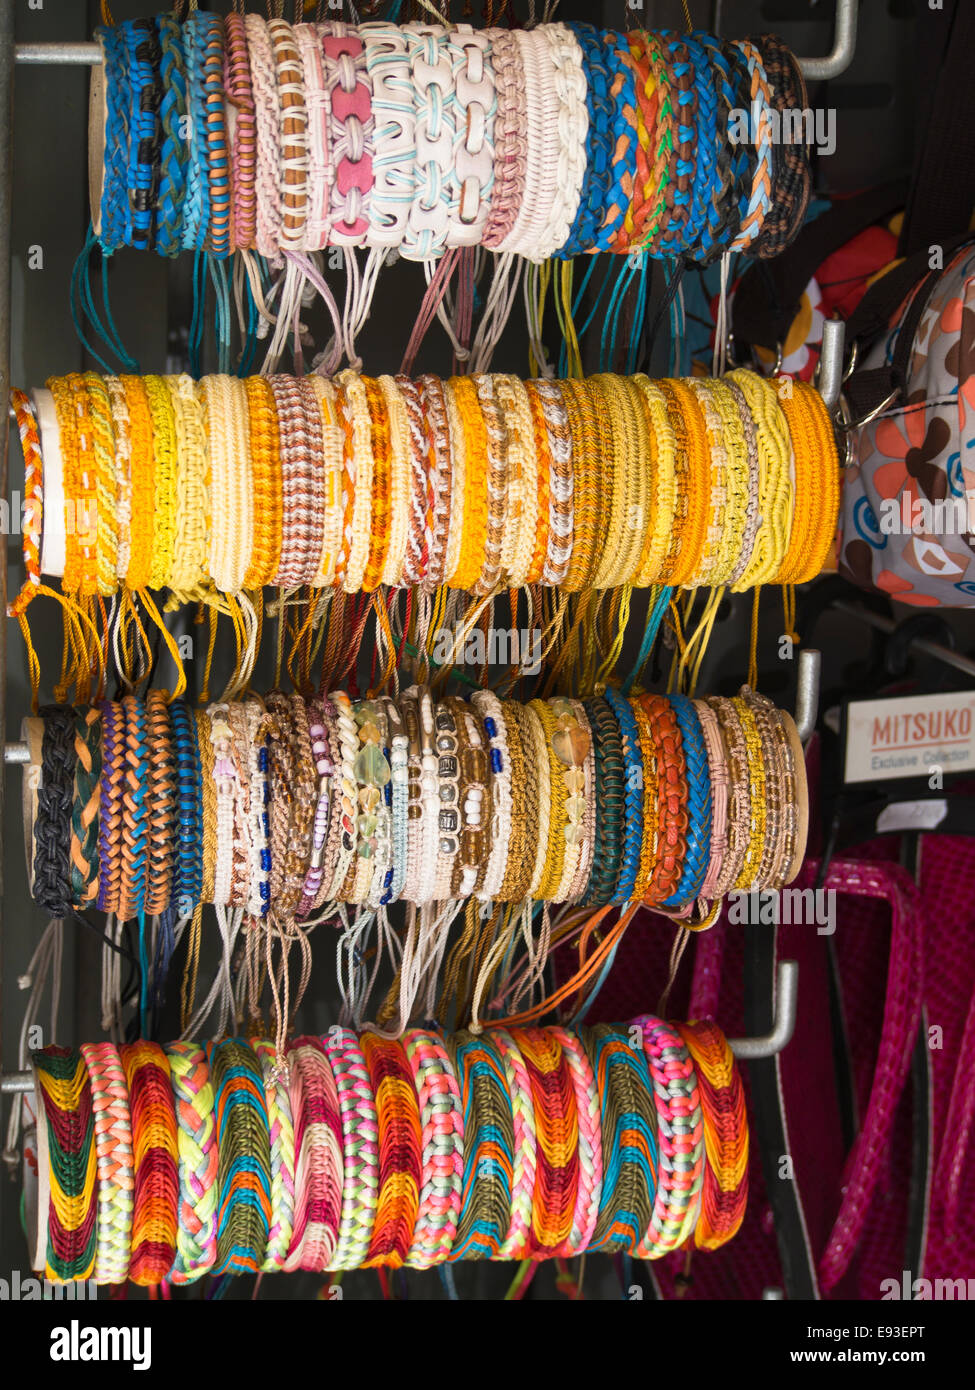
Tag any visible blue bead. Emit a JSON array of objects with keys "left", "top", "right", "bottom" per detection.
[
  {"left": 490, "top": 749, "right": 502, "bottom": 774},
  {"left": 484, "top": 717, "right": 497, "bottom": 737},
  {"left": 260, "top": 849, "right": 271, "bottom": 871}
]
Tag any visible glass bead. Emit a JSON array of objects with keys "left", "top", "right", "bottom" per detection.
[
  {"left": 354, "top": 743, "right": 391, "bottom": 787},
  {"left": 553, "top": 725, "right": 592, "bottom": 767}
]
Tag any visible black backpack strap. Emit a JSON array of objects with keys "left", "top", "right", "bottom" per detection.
[
  {"left": 844, "top": 233, "right": 975, "bottom": 422},
  {"left": 730, "top": 179, "right": 908, "bottom": 357},
  {"left": 898, "top": 0, "right": 975, "bottom": 259}
]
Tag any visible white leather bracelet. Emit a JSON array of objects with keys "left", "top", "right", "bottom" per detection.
[
  {"left": 361, "top": 20, "right": 415, "bottom": 250},
  {"left": 402, "top": 22, "right": 458, "bottom": 262},
  {"left": 446, "top": 23, "right": 496, "bottom": 248}
]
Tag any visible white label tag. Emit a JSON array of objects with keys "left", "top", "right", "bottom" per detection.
[
  {"left": 876, "top": 799, "right": 948, "bottom": 834},
  {"left": 845, "top": 691, "right": 975, "bottom": 783}
]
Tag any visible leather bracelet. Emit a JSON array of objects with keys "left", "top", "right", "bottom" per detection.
[
  {"left": 639, "top": 694, "right": 689, "bottom": 909},
  {"left": 33, "top": 706, "right": 77, "bottom": 919}
]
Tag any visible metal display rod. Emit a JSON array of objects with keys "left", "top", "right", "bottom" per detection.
[{"left": 16, "top": 9, "right": 860, "bottom": 78}]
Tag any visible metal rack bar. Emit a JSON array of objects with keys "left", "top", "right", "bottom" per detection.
[
  {"left": 16, "top": 13, "right": 860, "bottom": 78},
  {"left": 795, "top": 0, "right": 859, "bottom": 82}
]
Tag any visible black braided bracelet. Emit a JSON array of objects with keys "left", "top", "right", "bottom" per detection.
[
  {"left": 33, "top": 705, "right": 77, "bottom": 918},
  {"left": 70, "top": 707, "right": 102, "bottom": 910},
  {"left": 751, "top": 33, "right": 812, "bottom": 259},
  {"left": 582, "top": 696, "right": 625, "bottom": 910}
]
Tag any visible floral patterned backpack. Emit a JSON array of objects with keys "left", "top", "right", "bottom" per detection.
[{"left": 837, "top": 236, "right": 975, "bottom": 606}]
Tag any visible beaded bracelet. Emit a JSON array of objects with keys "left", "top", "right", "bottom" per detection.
[
  {"left": 471, "top": 690, "right": 512, "bottom": 904},
  {"left": 323, "top": 1027, "right": 378, "bottom": 1271},
  {"left": 80, "top": 1042, "right": 132, "bottom": 1286},
  {"left": 383, "top": 696, "right": 409, "bottom": 906},
  {"left": 285, "top": 1036, "right": 343, "bottom": 1274},
  {"left": 360, "top": 1032, "right": 422, "bottom": 1268},
  {"left": 403, "top": 1029, "right": 463, "bottom": 1268},
  {"left": 449, "top": 1030, "right": 514, "bottom": 1261},
  {"left": 33, "top": 1047, "right": 97, "bottom": 1282},
  {"left": 120, "top": 1041, "right": 178, "bottom": 1285},
  {"left": 164, "top": 1040, "right": 217, "bottom": 1284},
  {"left": 206, "top": 1039, "right": 271, "bottom": 1276},
  {"left": 582, "top": 1025, "right": 656, "bottom": 1254}
]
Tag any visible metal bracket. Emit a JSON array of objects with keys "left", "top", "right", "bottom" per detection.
[
  {"left": 794, "top": 648, "right": 821, "bottom": 746},
  {"left": 728, "top": 959, "right": 799, "bottom": 1059},
  {"left": 795, "top": 0, "right": 859, "bottom": 82}
]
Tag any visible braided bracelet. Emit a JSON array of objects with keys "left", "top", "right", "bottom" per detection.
[
  {"left": 550, "top": 1027, "right": 602, "bottom": 1256},
  {"left": 33, "top": 1046, "right": 97, "bottom": 1282},
  {"left": 206, "top": 1039, "right": 272, "bottom": 1276},
  {"left": 121, "top": 1041, "right": 178, "bottom": 1285},
  {"left": 80, "top": 1042, "right": 133, "bottom": 1286},
  {"left": 251, "top": 1039, "right": 295, "bottom": 1273},
  {"left": 675, "top": 1019, "right": 748, "bottom": 1250},
  {"left": 492, "top": 1028, "right": 537, "bottom": 1261},
  {"left": 360, "top": 1032, "right": 422, "bottom": 1268},
  {"left": 663, "top": 694, "right": 712, "bottom": 910},
  {"left": 582, "top": 1024, "right": 656, "bottom": 1255},
  {"left": 165, "top": 1040, "right": 217, "bottom": 1284},
  {"left": 96, "top": 700, "right": 124, "bottom": 915},
  {"left": 640, "top": 694, "right": 688, "bottom": 909},
  {"left": 123, "top": 18, "right": 162, "bottom": 253},
  {"left": 403, "top": 1029, "right": 463, "bottom": 1268},
  {"left": 509, "top": 1027, "right": 578, "bottom": 1260},
  {"left": 634, "top": 1016, "right": 705, "bottom": 1258},
  {"left": 181, "top": 12, "right": 211, "bottom": 252},
  {"left": 225, "top": 10, "right": 256, "bottom": 251},
  {"left": 70, "top": 707, "right": 101, "bottom": 910},
  {"left": 449, "top": 1030, "right": 514, "bottom": 1261},
  {"left": 323, "top": 1026, "right": 378, "bottom": 1271},
  {"left": 285, "top": 1036, "right": 343, "bottom": 1273},
  {"left": 33, "top": 705, "right": 76, "bottom": 919}
]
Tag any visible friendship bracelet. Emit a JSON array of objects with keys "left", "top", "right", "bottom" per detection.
[
  {"left": 121, "top": 1041, "right": 178, "bottom": 1286},
  {"left": 164, "top": 1041, "right": 217, "bottom": 1284},
  {"left": 80, "top": 1042, "right": 133, "bottom": 1286}
]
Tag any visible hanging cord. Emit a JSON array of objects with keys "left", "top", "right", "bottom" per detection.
[{"left": 3, "top": 918, "right": 63, "bottom": 1174}]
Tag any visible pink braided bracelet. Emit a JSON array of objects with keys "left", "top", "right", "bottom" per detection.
[
  {"left": 323, "top": 1026, "right": 378, "bottom": 1271},
  {"left": 284, "top": 1036, "right": 343, "bottom": 1273},
  {"left": 403, "top": 1029, "right": 464, "bottom": 1268}
]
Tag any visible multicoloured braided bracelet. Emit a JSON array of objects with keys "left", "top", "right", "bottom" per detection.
[
  {"left": 323, "top": 1026, "right": 378, "bottom": 1271},
  {"left": 165, "top": 1040, "right": 217, "bottom": 1284},
  {"left": 206, "top": 1039, "right": 272, "bottom": 1277},
  {"left": 80, "top": 1042, "right": 133, "bottom": 1286},
  {"left": 121, "top": 1041, "right": 178, "bottom": 1285},
  {"left": 403, "top": 1029, "right": 464, "bottom": 1268}
]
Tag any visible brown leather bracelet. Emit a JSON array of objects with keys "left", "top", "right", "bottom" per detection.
[
  {"left": 144, "top": 691, "right": 176, "bottom": 917},
  {"left": 639, "top": 695, "right": 689, "bottom": 908}
]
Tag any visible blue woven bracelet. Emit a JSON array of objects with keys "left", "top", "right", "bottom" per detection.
[
  {"left": 559, "top": 23, "right": 614, "bottom": 259},
  {"left": 181, "top": 12, "right": 212, "bottom": 252},
  {"left": 590, "top": 29, "right": 638, "bottom": 255},
  {"left": 671, "top": 33, "right": 718, "bottom": 256},
  {"left": 663, "top": 694, "right": 712, "bottom": 908},
  {"left": 153, "top": 13, "right": 187, "bottom": 259},
  {"left": 122, "top": 18, "right": 162, "bottom": 252},
  {"left": 689, "top": 33, "right": 736, "bottom": 264},
  {"left": 95, "top": 24, "right": 130, "bottom": 252},
  {"left": 605, "top": 688, "right": 644, "bottom": 906},
  {"left": 169, "top": 699, "right": 202, "bottom": 915}
]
